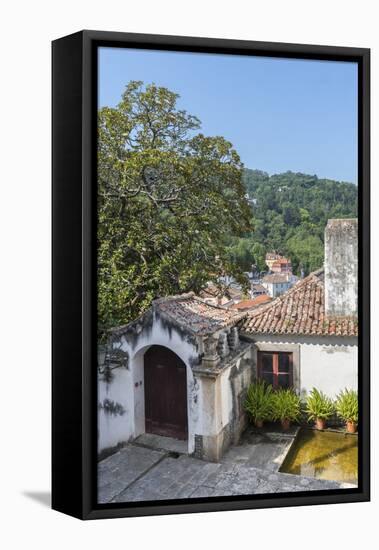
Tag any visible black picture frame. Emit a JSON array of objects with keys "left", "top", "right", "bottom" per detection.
[{"left": 52, "top": 30, "right": 370, "bottom": 520}]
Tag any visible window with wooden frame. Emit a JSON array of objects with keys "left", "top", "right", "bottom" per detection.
[{"left": 257, "top": 351, "right": 293, "bottom": 389}]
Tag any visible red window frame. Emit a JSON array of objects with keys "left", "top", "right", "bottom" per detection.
[{"left": 257, "top": 351, "right": 293, "bottom": 389}]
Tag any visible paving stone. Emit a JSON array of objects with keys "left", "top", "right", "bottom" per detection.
[
  {"left": 268, "top": 473, "right": 279, "bottom": 481},
  {"left": 160, "top": 479, "right": 191, "bottom": 496},
  {"left": 112, "top": 486, "right": 164, "bottom": 503},
  {"left": 192, "top": 461, "right": 222, "bottom": 483},
  {"left": 98, "top": 480, "right": 129, "bottom": 503},
  {"left": 170, "top": 457, "right": 209, "bottom": 484},
  {"left": 221, "top": 429, "right": 298, "bottom": 473},
  {"left": 213, "top": 488, "right": 235, "bottom": 497},
  {"left": 98, "top": 437, "right": 353, "bottom": 504},
  {"left": 134, "top": 433, "right": 188, "bottom": 454},
  {"left": 189, "top": 486, "right": 216, "bottom": 498},
  {"left": 275, "top": 484, "right": 303, "bottom": 493},
  {"left": 173, "top": 483, "right": 199, "bottom": 499},
  {"left": 300, "top": 477, "right": 311, "bottom": 486},
  {"left": 97, "top": 445, "right": 165, "bottom": 503}
]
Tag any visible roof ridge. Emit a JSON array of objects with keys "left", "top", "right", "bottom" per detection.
[
  {"left": 154, "top": 291, "right": 241, "bottom": 312},
  {"left": 192, "top": 295, "right": 244, "bottom": 314},
  {"left": 153, "top": 290, "right": 249, "bottom": 316},
  {"left": 156, "top": 292, "right": 248, "bottom": 335}
]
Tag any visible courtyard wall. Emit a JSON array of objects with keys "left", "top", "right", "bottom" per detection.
[{"left": 244, "top": 333, "right": 358, "bottom": 399}]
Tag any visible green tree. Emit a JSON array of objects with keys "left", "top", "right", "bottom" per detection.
[
  {"left": 226, "top": 238, "right": 254, "bottom": 271},
  {"left": 286, "top": 231, "right": 324, "bottom": 273},
  {"left": 98, "top": 81, "right": 252, "bottom": 334},
  {"left": 282, "top": 202, "right": 300, "bottom": 226},
  {"left": 251, "top": 242, "right": 266, "bottom": 272}
]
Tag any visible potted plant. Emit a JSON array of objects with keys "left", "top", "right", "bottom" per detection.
[
  {"left": 335, "top": 389, "right": 358, "bottom": 433},
  {"left": 243, "top": 380, "right": 273, "bottom": 428},
  {"left": 305, "top": 388, "right": 335, "bottom": 430},
  {"left": 271, "top": 388, "right": 301, "bottom": 430}
]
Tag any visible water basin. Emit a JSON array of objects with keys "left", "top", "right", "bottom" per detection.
[{"left": 280, "top": 428, "right": 358, "bottom": 484}]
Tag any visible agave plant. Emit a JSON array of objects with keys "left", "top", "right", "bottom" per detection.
[
  {"left": 336, "top": 389, "right": 358, "bottom": 432},
  {"left": 244, "top": 380, "right": 273, "bottom": 427},
  {"left": 271, "top": 388, "right": 301, "bottom": 429},
  {"left": 306, "top": 388, "right": 335, "bottom": 429}
]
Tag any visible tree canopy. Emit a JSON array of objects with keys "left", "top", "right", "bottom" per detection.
[{"left": 98, "top": 81, "right": 252, "bottom": 334}]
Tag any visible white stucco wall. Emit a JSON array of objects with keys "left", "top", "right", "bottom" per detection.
[
  {"left": 195, "top": 375, "right": 218, "bottom": 436},
  {"left": 220, "top": 353, "right": 252, "bottom": 428},
  {"left": 300, "top": 341, "right": 358, "bottom": 398},
  {"left": 220, "top": 368, "right": 232, "bottom": 428},
  {"left": 98, "top": 310, "right": 200, "bottom": 454},
  {"left": 98, "top": 367, "right": 134, "bottom": 451},
  {"left": 195, "top": 368, "right": 232, "bottom": 438},
  {"left": 249, "top": 334, "right": 358, "bottom": 400}
]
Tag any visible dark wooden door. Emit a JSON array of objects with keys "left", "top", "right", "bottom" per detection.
[{"left": 144, "top": 345, "right": 188, "bottom": 440}]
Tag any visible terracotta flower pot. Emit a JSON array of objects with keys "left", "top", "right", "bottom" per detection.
[
  {"left": 255, "top": 419, "right": 264, "bottom": 428},
  {"left": 281, "top": 418, "right": 291, "bottom": 431},
  {"left": 346, "top": 421, "right": 357, "bottom": 433},
  {"left": 315, "top": 418, "right": 325, "bottom": 430}
]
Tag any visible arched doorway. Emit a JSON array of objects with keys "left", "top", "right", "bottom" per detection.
[{"left": 144, "top": 345, "right": 188, "bottom": 440}]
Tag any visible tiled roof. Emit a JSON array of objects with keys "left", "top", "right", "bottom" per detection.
[
  {"left": 199, "top": 284, "right": 242, "bottom": 300},
  {"left": 240, "top": 269, "right": 358, "bottom": 337},
  {"left": 262, "top": 273, "right": 291, "bottom": 284},
  {"left": 155, "top": 292, "right": 246, "bottom": 335},
  {"left": 231, "top": 295, "right": 272, "bottom": 310}
]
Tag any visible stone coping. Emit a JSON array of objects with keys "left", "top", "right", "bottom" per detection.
[{"left": 192, "top": 340, "right": 252, "bottom": 378}]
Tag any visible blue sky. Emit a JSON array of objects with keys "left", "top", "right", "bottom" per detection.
[{"left": 99, "top": 47, "right": 358, "bottom": 184}]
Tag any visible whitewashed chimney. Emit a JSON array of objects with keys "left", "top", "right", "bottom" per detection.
[{"left": 324, "top": 219, "right": 358, "bottom": 316}]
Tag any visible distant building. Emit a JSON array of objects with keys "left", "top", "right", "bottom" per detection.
[
  {"left": 244, "top": 193, "right": 257, "bottom": 206},
  {"left": 262, "top": 273, "right": 297, "bottom": 297},
  {"left": 266, "top": 252, "right": 292, "bottom": 274},
  {"left": 265, "top": 252, "right": 282, "bottom": 271},
  {"left": 231, "top": 294, "right": 272, "bottom": 311},
  {"left": 250, "top": 283, "right": 267, "bottom": 297},
  {"left": 271, "top": 257, "right": 292, "bottom": 274}
]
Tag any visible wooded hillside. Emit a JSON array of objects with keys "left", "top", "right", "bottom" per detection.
[{"left": 227, "top": 169, "right": 358, "bottom": 275}]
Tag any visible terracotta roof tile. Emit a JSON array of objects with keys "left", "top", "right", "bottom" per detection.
[
  {"left": 198, "top": 284, "right": 242, "bottom": 300},
  {"left": 262, "top": 273, "right": 292, "bottom": 284},
  {"left": 240, "top": 269, "right": 358, "bottom": 337},
  {"left": 155, "top": 292, "right": 246, "bottom": 335},
  {"left": 231, "top": 295, "right": 272, "bottom": 310}
]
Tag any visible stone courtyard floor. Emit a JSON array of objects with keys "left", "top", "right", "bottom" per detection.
[{"left": 98, "top": 427, "right": 354, "bottom": 504}]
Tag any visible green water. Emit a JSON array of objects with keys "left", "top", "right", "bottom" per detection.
[{"left": 280, "top": 429, "right": 358, "bottom": 484}]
